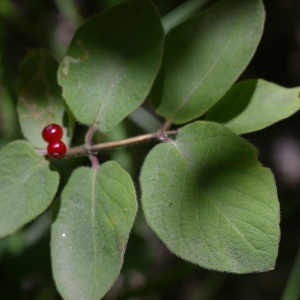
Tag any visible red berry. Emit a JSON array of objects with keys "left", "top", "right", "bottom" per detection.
[
  {"left": 42, "top": 124, "right": 63, "bottom": 143},
  {"left": 47, "top": 141, "right": 67, "bottom": 158}
]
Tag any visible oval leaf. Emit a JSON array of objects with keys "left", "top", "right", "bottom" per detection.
[
  {"left": 140, "top": 121, "right": 280, "bottom": 273},
  {"left": 58, "top": 0, "right": 164, "bottom": 133},
  {"left": 51, "top": 162, "right": 137, "bottom": 300},
  {"left": 151, "top": 0, "right": 265, "bottom": 124},
  {"left": 206, "top": 79, "right": 300, "bottom": 134},
  {"left": 0, "top": 140, "right": 59, "bottom": 237},
  {"left": 17, "top": 49, "right": 72, "bottom": 149}
]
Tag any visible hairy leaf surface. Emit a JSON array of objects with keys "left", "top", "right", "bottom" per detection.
[
  {"left": 151, "top": 0, "right": 265, "bottom": 124},
  {"left": 58, "top": 0, "right": 164, "bottom": 133},
  {"left": 140, "top": 121, "right": 280, "bottom": 273},
  {"left": 51, "top": 162, "right": 137, "bottom": 300},
  {"left": 0, "top": 141, "right": 59, "bottom": 237},
  {"left": 206, "top": 79, "right": 300, "bottom": 134}
]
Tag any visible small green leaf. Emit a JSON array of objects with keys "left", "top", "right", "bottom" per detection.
[
  {"left": 151, "top": 0, "right": 265, "bottom": 124},
  {"left": 0, "top": 140, "right": 59, "bottom": 237},
  {"left": 17, "top": 49, "right": 71, "bottom": 149},
  {"left": 51, "top": 162, "right": 137, "bottom": 300},
  {"left": 58, "top": 0, "right": 164, "bottom": 133},
  {"left": 206, "top": 79, "right": 300, "bottom": 134},
  {"left": 140, "top": 121, "right": 280, "bottom": 273}
]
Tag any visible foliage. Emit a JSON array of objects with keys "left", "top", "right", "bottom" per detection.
[{"left": 0, "top": 0, "right": 299, "bottom": 299}]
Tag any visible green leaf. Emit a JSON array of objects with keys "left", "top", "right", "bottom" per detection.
[
  {"left": 51, "top": 162, "right": 137, "bottom": 300},
  {"left": 17, "top": 48, "right": 72, "bottom": 149},
  {"left": 58, "top": 0, "right": 164, "bottom": 133},
  {"left": 151, "top": 0, "right": 265, "bottom": 124},
  {"left": 140, "top": 121, "right": 280, "bottom": 273},
  {"left": 206, "top": 79, "right": 300, "bottom": 134},
  {"left": 0, "top": 140, "right": 59, "bottom": 237}
]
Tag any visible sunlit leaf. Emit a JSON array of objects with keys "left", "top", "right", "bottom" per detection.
[
  {"left": 58, "top": 0, "right": 164, "bottom": 133},
  {"left": 0, "top": 140, "right": 59, "bottom": 237},
  {"left": 151, "top": 0, "right": 265, "bottom": 124},
  {"left": 51, "top": 162, "right": 137, "bottom": 300},
  {"left": 206, "top": 79, "right": 300, "bottom": 134},
  {"left": 140, "top": 121, "right": 280, "bottom": 273}
]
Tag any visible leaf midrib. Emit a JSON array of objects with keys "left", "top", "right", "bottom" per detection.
[{"left": 87, "top": 169, "right": 98, "bottom": 299}]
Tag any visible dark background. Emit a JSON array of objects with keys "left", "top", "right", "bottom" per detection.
[{"left": 0, "top": 0, "right": 300, "bottom": 299}]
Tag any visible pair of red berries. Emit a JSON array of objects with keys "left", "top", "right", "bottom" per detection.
[{"left": 42, "top": 124, "right": 67, "bottom": 158}]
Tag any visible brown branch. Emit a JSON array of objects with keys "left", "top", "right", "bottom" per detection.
[{"left": 66, "top": 130, "right": 178, "bottom": 157}]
